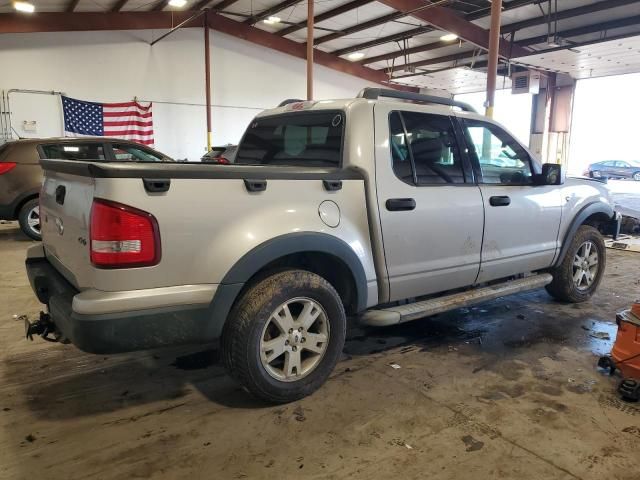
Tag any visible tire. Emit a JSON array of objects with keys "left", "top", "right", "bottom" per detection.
[
  {"left": 633, "top": 172, "right": 640, "bottom": 181},
  {"left": 221, "top": 270, "right": 346, "bottom": 403},
  {"left": 17, "top": 198, "right": 41, "bottom": 241},
  {"left": 545, "top": 225, "right": 606, "bottom": 303}
]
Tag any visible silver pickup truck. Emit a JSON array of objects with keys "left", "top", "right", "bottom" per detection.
[{"left": 25, "top": 88, "right": 620, "bottom": 403}]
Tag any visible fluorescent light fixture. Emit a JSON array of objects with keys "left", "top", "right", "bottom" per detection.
[
  {"left": 440, "top": 33, "right": 458, "bottom": 42},
  {"left": 13, "top": 1, "right": 35, "bottom": 12},
  {"left": 263, "top": 16, "right": 281, "bottom": 24},
  {"left": 63, "top": 146, "right": 80, "bottom": 152},
  {"left": 168, "top": 0, "right": 187, "bottom": 7},
  {"left": 347, "top": 52, "right": 365, "bottom": 61}
]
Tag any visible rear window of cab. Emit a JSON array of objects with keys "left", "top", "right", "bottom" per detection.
[{"left": 235, "top": 110, "right": 345, "bottom": 167}]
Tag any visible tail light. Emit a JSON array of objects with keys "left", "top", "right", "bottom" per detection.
[
  {"left": 214, "top": 156, "right": 230, "bottom": 164},
  {"left": 0, "top": 162, "right": 17, "bottom": 175},
  {"left": 90, "top": 199, "right": 160, "bottom": 268}
]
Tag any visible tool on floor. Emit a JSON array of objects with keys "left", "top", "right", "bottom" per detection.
[
  {"left": 598, "top": 302, "right": 640, "bottom": 402},
  {"left": 24, "top": 311, "right": 60, "bottom": 343}
]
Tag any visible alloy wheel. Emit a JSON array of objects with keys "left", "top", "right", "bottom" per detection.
[
  {"left": 259, "top": 297, "right": 330, "bottom": 382},
  {"left": 27, "top": 205, "right": 41, "bottom": 237},
  {"left": 572, "top": 240, "right": 599, "bottom": 291}
]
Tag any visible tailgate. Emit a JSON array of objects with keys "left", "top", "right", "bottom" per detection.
[{"left": 40, "top": 169, "right": 94, "bottom": 289}]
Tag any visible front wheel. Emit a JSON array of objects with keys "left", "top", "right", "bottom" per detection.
[
  {"left": 545, "top": 225, "right": 606, "bottom": 303},
  {"left": 221, "top": 270, "right": 346, "bottom": 403},
  {"left": 18, "top": 198, "right": 41, "bottom": 241},
  {"left": 633, "top": 172, "right": 640, "bottom": 181}
]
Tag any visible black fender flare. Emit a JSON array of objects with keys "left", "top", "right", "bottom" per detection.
[
  {"left": 553, "top": 201, "right": 614, "bottom": 267},
  {"left": 207, "top": 232, "right": 369, "bottom": 339}
]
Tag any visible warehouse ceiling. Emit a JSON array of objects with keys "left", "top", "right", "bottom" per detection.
[{"left": 2, "top": 0, "right": 640, "bottom": 93}]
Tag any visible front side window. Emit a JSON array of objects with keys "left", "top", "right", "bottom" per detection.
[
  {"left": 40, "top": 143, "right": 106, "bottom": 161},
  {"left": 235, "top": 111, "right": 344, "bottom": 167},
  {"left": 463, "top": 120, "right": 533, "bottom": 184},
  {"left": 111, "top": 144, "right": 165, "bottom": 162},
  {"left": 389, "top": 111, "right": 465, "bottom": 185}
]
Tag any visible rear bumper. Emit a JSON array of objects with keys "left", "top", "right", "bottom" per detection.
[{"left": 25, "top": 247, "right": 230, "bottom": 354}]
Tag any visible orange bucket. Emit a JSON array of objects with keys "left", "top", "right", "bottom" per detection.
[{"left": 612, "top": 304, "right": 640, "bottom": 380}]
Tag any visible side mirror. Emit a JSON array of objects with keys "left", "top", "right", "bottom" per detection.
[{"left": 534, "top": 163, "right": 563, "bottom": 185}]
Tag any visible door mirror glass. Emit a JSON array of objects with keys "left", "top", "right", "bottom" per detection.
[{"left": 535, "top": 163, "right": 563, "bottom": 185}]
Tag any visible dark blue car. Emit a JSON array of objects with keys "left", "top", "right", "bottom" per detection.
[{"left": 587, "top": 160, "right": 640, "bottom": 181}]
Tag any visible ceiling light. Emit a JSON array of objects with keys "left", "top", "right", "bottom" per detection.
[
  {"left": 168, "top": 0, "right": 187, "bottom": 7},
  {"left": 347, "top": 52, "right": 365, "bottom": 61},
  {"left": 263, "top": 16, "right": 281, "bottom": 24},
  {"left": 13, "top": 1, "right": 35, "bottom": 12},
  {"left": 440, "top": 33, "right": 458, "bottom": 42}
]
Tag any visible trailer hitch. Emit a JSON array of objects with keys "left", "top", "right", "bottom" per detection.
[{"left": 24, "top": 311, "right": 60, "bottom": 343}]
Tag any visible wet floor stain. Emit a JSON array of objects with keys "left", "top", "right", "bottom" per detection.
[{"left": 171, "top": 349, "right": 218, "bottom": 370}]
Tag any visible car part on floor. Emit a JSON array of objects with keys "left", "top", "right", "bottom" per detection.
[
  {"left": 598, "top": 303, "right": 640, "bottom": 402},
  {"left": 24, "top": 311, "right": 60, "bottom": 342}
]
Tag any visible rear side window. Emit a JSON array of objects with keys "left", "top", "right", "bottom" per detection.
[
  {"left": 41, "top": 143, "right": 106, "bottom": 161},
  {"left": 111, "top": 144, "right": 165, "bottom": 162},
  {"left": 389, "top": 111, "right": 466, "bottom": 185},
  {"left": 235, "top": 111, "right": 344, "bottom": 167}
]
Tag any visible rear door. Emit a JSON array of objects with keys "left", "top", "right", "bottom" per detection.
[
  {"left": 374, "top": 103, "right": 484, "bottom": 301},
  {"left": 457, "top": 117, "right": 562, "bottom": 282}
]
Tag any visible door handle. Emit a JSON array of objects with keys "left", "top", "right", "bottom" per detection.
[
  {"left": 386, "top": 198, "right": 416, "bottom": 211},
  {"left": 489, "top": 195, "right": 511, "bottom": 207},
  {"left": 244, "top": 179, "right": 267, "bottom": 192},
  {"left": 55, "top": 185, "right": 66, "bottom": 205}
]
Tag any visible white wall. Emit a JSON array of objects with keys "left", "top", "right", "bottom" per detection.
[{"left": 0, "top": 28, "right": 377, "bottom": 161}]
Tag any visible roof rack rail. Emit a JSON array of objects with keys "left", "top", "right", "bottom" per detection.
[
  {"left": 277, "top": 98, "right": 305, "bottom": 107},
  {"left": 357, "top": 88, "right": 476, "bottom": 113}
]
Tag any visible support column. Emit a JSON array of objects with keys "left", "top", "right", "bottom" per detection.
[
  {"left": 306, "top": 0, "right": 314, "bottom": 101},
  {"left": 204, "top": 10, "right": 212, "bottom": 152},
  {"left": 485, "top": 0, "right": 502, "bottom": 118},
  {"left": 529, "top": 72, "right": 575, "bottom": 167}
]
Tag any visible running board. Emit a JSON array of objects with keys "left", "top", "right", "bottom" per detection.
[{"left": 360, "top": 273, "right": 553, "bottom": 327}]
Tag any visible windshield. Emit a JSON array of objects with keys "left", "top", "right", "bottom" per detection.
[{"left": 235, "top": 111, "right": 344, "bottom": 167}]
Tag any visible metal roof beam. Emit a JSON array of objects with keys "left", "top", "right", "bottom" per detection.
[
  {"left": 193, "top": 0, "right": 240, "bottom": 11},
  {"left": 277, "top": 0, "right": 373, "bottom": 37},
  {"left": 66, "top": 0, "right": 81, "bottom": 12},
  {"left": 391, "top": 15, "right": 640, "bottom": 79},
  {"left": 111, "top": 0, "right": 129, "bottom": 12},
  {"left": 331, "top": 0, "right": 538, "bottom": 57},
  {"left": 362, "top": 0, "right": 637, "bottom": 67},
  {"left": 375, "top": 0, "right": 529, "bottom": 58},
  {"left": 244, "top": 0, "right": 303, "bottom": 25}
]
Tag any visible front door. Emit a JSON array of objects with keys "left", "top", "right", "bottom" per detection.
[
  {"left": 457, "top": 117, "right": 563, "bottom": 283},
  {"left": 374, "top": 103, "right": 484, "bottom": 301}
]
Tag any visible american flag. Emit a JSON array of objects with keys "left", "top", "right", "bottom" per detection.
[{"left": 61, "top": 96, "right": 154, "bottom": 146}]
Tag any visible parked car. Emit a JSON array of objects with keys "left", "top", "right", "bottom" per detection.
[
  {"left": 587, "top": 160, "right": 640, "bottom": 180},
  {"left": 0, "top": 138, "right": 173, "bottom": 240},
  {"left": 24, "top": 89, "right": 620, "bottom": 403},
  {"left": 201, "top": 144, "right": 237, "bottom": 164}
]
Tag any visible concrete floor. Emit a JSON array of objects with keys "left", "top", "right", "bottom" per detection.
[{"left": 1, "top": 221, "right": 639, "bottom": 480}]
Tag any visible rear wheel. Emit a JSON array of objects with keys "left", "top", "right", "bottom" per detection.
[
  {"left": 546, "top": 225, "right": 605, "bottom": 303},
  {"left": 221, "top": 270, "right": 346, "bottom": 403},
  {"left": 18, "top": 198, "right": 41, "bottom": 241},
  {"left": 633, "top": 172, "right": 640, "bottom": 181}
]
